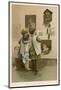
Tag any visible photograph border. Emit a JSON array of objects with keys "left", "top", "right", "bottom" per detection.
[{"left": 8, "top": 1, "right": 60, "bottom": 88}]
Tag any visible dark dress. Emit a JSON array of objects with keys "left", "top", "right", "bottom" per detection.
[{"left": 29, "top": 38, "right": 38, "bottom": 74}]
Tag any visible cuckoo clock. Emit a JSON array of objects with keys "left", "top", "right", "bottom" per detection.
[{"left": 43, "top": 9, "right": 53, "bottom": 26}]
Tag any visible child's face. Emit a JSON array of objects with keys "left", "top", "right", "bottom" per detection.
[
  {"left": 23, "top": 33, "right": 29, "bottom": 40},
  {"left": 29, "top": 22, "right": 36, "bottom": 34}
]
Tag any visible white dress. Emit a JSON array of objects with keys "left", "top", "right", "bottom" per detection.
[
  {"left": 29, "top": 32, "right": 41, "bottom": 60},
  {"left": 32, "top": 32, "right": 41, "bottom": 55},
  {"left": 20, "top": 39, "right": 30, "bottom": 64}
]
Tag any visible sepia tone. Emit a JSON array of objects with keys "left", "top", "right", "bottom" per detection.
[{"left": 9, "top": 2, "right": 59, "bottom": 87}]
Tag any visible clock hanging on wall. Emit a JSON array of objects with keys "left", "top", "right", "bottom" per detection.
[{"left": 43, "top": 9, "right": 53, "bottom": 26}]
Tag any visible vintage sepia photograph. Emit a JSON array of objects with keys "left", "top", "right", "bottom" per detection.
[{"left": 9, "top": 2, "right": 60, "bottom": 87}]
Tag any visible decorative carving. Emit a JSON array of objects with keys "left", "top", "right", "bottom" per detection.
[{"left": 43, "top": 9, "right": 53, "bottom": 26}]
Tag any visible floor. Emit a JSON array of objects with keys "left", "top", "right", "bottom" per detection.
[{"left": 12, "top": 59, "right": 57, "bottom": 82}]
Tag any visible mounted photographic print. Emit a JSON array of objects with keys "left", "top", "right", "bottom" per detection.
[{"left": 8, "top": 2, "right": 60, "bottom": 88}]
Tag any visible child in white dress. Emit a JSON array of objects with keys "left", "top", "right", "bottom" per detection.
[{"left": 19, "top": 29, "right": 31, "bottom": 70}]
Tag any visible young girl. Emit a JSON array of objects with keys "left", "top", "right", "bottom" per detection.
[
  {"left": 28, "top": 19, "right": 41, "bottom": 75},
  {"left": 19, "top": 29, "right": 31, "bottom": 71}
]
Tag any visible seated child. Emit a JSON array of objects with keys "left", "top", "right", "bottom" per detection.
[{"left": 19, "top": 29, "right": 31, "bottom": 71}]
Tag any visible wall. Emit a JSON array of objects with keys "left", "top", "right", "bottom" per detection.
[{"left": 12, "top": 4, "right": 58, "bottom": 59}]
